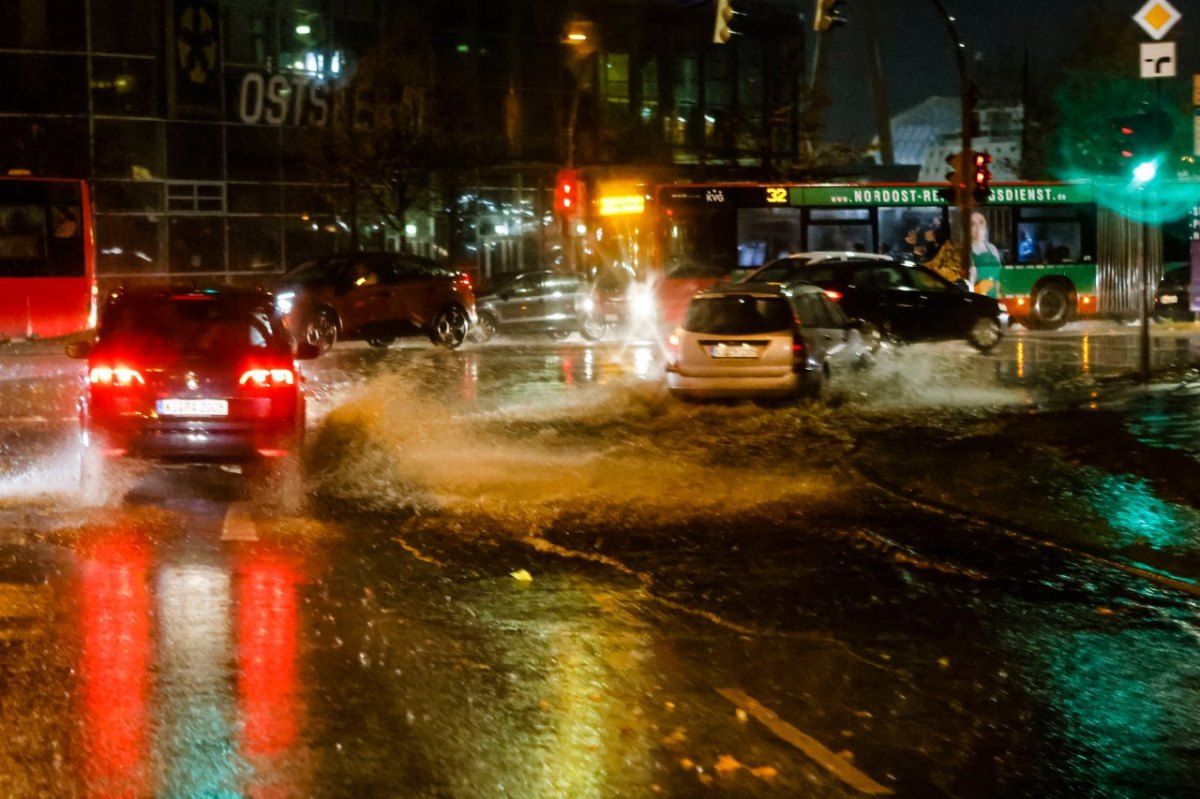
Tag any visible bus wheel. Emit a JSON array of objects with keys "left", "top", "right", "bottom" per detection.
[{"left": 1031, "top": 285, "right": 1071, "bottom": 330}]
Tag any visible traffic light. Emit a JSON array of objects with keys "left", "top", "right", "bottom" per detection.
[
  {"left": 1112, "top": 109, "right": 1173, "bottom": 181},
  {"left": 813, "top": 0, "right": 847, "bottom": 32},
  {"left": 713, "top": 0, "right": 736, "bottom": 44},
  {"left": 971, "top": 150, "right": 992, "bottom": 203},
  {"left": 554, "top": 168, "right": 584, "bottom": 216},
  {"left": 938, "top": 151, "right": 965, "bottom": 204}
]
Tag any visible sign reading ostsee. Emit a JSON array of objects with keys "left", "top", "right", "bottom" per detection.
[{"left": 236, "top": 71, "right": 331, "bottom": 127}]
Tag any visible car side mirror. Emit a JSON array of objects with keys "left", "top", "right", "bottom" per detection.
[
  {"left": 499, "top": 291, "right": 511, "bottom": 301},
  {"left": 66, "top": 340, "right": 92, "bottom": 359},
  {"left": 295, "top": 342, "right": 322, "bottom": 360}
]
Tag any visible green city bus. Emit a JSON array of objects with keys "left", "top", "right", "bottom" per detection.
[{"left": 654, "top": 181, "right": 1193, "bottom": 329}]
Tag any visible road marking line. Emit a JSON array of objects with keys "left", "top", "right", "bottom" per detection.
[
  {"left": 220, "top": 502, "right": 258, "bottom": 542},
  {"left": 716, "top": 688, "right": 893, "bottom": 796},
  {"left": 393, "top": 537, "right": 448, "bottom": 567}
]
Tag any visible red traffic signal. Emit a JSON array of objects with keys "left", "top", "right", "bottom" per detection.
[
  {"left": 1111, "top": 110, "right": 1173, "bottom": 163},
  {"left": 971, "top": 150, "right": 992, "bottom": 202},
  {"left": 554, "top": 168, "right": 585, "bottom": 216}
]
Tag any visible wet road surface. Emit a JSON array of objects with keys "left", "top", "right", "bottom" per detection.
[{"left": 0, "top": 326, "right": 1198, "bottom": 797}]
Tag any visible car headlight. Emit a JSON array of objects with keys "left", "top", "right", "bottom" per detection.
[
  {"left": 275, "top": 291, "right": 295, "bottom": 315},
  {"left": 578, "top": 296, "right": 595, "bottom": 314}
]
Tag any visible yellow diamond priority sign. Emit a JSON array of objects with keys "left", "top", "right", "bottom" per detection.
[{"left": 1134, "top": 0, "right": 1181, "bottom": 41}]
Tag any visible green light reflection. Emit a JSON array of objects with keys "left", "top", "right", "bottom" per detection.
[{"left": 1087, "top": 474, "right": 1198, "bottom": 551}]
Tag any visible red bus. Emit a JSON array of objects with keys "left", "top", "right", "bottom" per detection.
[{"left": 0, "top": 175, "right": 97, "bottom": 340}]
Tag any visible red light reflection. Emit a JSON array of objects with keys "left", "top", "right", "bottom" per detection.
[
  {"left": 78, "top": 533, "right": 151, "bottom": 797},
  {"left": 236, "top": 550, "right": 301, "bottom": 759}
]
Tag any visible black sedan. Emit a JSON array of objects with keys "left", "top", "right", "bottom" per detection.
[
  {"left": 1154, "top": 265, "right": 1194, "bottom": 322},
  {"left": 744, "top": 252, "right": 1008, "bottom": 351}
]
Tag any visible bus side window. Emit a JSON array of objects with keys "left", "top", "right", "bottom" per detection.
[{"left": 0, "top": 206, "right": 45, "bottom": 258}]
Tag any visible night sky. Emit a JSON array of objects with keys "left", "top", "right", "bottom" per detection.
[{"left": 821, "top": 0, "right": 1199, "bottom": 143}]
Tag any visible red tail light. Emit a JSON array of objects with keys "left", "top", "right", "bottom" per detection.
[
  {"left": 456, "top": 273, "right": 472, "bottom": 289},
  {"left": 792, "top": 330, "right": 807, "bottom": 370},
  {"left": 238, "top": 368, "right": 295, "bottom": 388},
  {"left": 823, "top": 289, "right": 843, "bottom": 301},
  {"left": 89, "top": 366, "right": 145, "bottom": 386}
]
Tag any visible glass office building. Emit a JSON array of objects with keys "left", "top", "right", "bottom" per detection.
[{"left": 0, "top": 0, "right": 806, "bottom": 287}]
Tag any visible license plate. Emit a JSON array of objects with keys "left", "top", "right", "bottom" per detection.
[
  {"left": 157, "top": 398, "right": 229, "bottom": 417},
  {"left": 605, "top": 314, "right": 619, "bottom": 322},
  {"left": 711, "top": 343, "right": 759, "bottom": 359},
  {"left": 1160, "top": 294, "right": 1178, "bottom": 305}
]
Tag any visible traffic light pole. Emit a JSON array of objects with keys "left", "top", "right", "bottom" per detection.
[
  {"left": 927, "top": 0, "right": 973, "bottom": 270},
  {"left": 1139, "top": 188, "right": 1151, "bottom": 382}
]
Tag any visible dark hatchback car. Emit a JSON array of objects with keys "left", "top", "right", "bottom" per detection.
[
  {"left": 275, "top": 252, "right": 475, "bottom": 352},
  {"left": 471, "top": 270, "right": 608, "bottom": 342},
  {"left": 746, "top": 253, "right": 1008, "bottom": 351},
  {"left": 1154, "top": 265, "right": 1194, "bottom": 321},
  {"left": 66, "top": 285, "right": 318, "bottom": 480}
]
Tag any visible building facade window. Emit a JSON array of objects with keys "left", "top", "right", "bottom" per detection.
[
  {"left": 0, "top": 0, "right": 86, "bottom": 50},
  {"left": 0, "top": 54, "right": 88, "bottom": 115},
  {"left": 91, "top": 0, "right": 160, "bottom": 55},
  {"left": 94, "top": 119, "right": 165, "bottom": 180},
  {"left": 92, "top": 56, "right": 161, "bottom": 117},
  {"left": 95, "top": 214, "right": 162, "bottom": 275}
]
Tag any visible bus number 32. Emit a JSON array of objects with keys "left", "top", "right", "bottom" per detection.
[{"left": 765, "top": 187, "right": 787, "bottom": 204}]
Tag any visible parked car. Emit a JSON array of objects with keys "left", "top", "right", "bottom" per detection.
[
  {"left": 665, "top": 282, "right": 875, "bottom": 400},
  {"left": 274, "top": 252, "right": 475, "bottom": 352},
  {"left": 471, "top": 270, "right": 608, "bottom": 342},
  {"left": 65, "top": 285, "right": 319, "bottom": 485},
  {"left": 745, "top": 252, "right": 1007, "bottom": 351},
  {"left": 1154, "top": 265, "right": 1193, "bottom": 321}
]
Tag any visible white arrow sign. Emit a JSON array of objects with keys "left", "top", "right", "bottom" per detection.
[{"left": 1141, "top": 41, "right": 1177, "bottom": 78}]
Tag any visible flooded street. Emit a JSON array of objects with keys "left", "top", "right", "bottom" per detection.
[{"left": 0, "top": 326, "right": 1198, "bottom": 797}]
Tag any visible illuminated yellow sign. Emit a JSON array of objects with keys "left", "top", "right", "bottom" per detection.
[
  {"left": 597, "top": 195, "right": 645, "bottom": 216},
  {"left": 765, "top": 187, "right": 787, "bottom": 204}
]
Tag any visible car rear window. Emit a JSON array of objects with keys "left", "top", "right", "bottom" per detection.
[
  {"left": 102, "top": 297, "right": 286, "bottom": 356},
  {"left": 1162, "top": 267, "right": 1188, "bottom": 289},
  {"left": 684, "top": 295, "right": 794, "bottom": 335}
]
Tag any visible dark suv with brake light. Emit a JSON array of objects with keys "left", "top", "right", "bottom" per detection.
[{"left": 67, "top": 285, "right": 319, "bottom": 475}]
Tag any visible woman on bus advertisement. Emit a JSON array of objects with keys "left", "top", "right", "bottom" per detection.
[{"left": 968, "top": 210, "right": 1003, "bottom": 298}]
